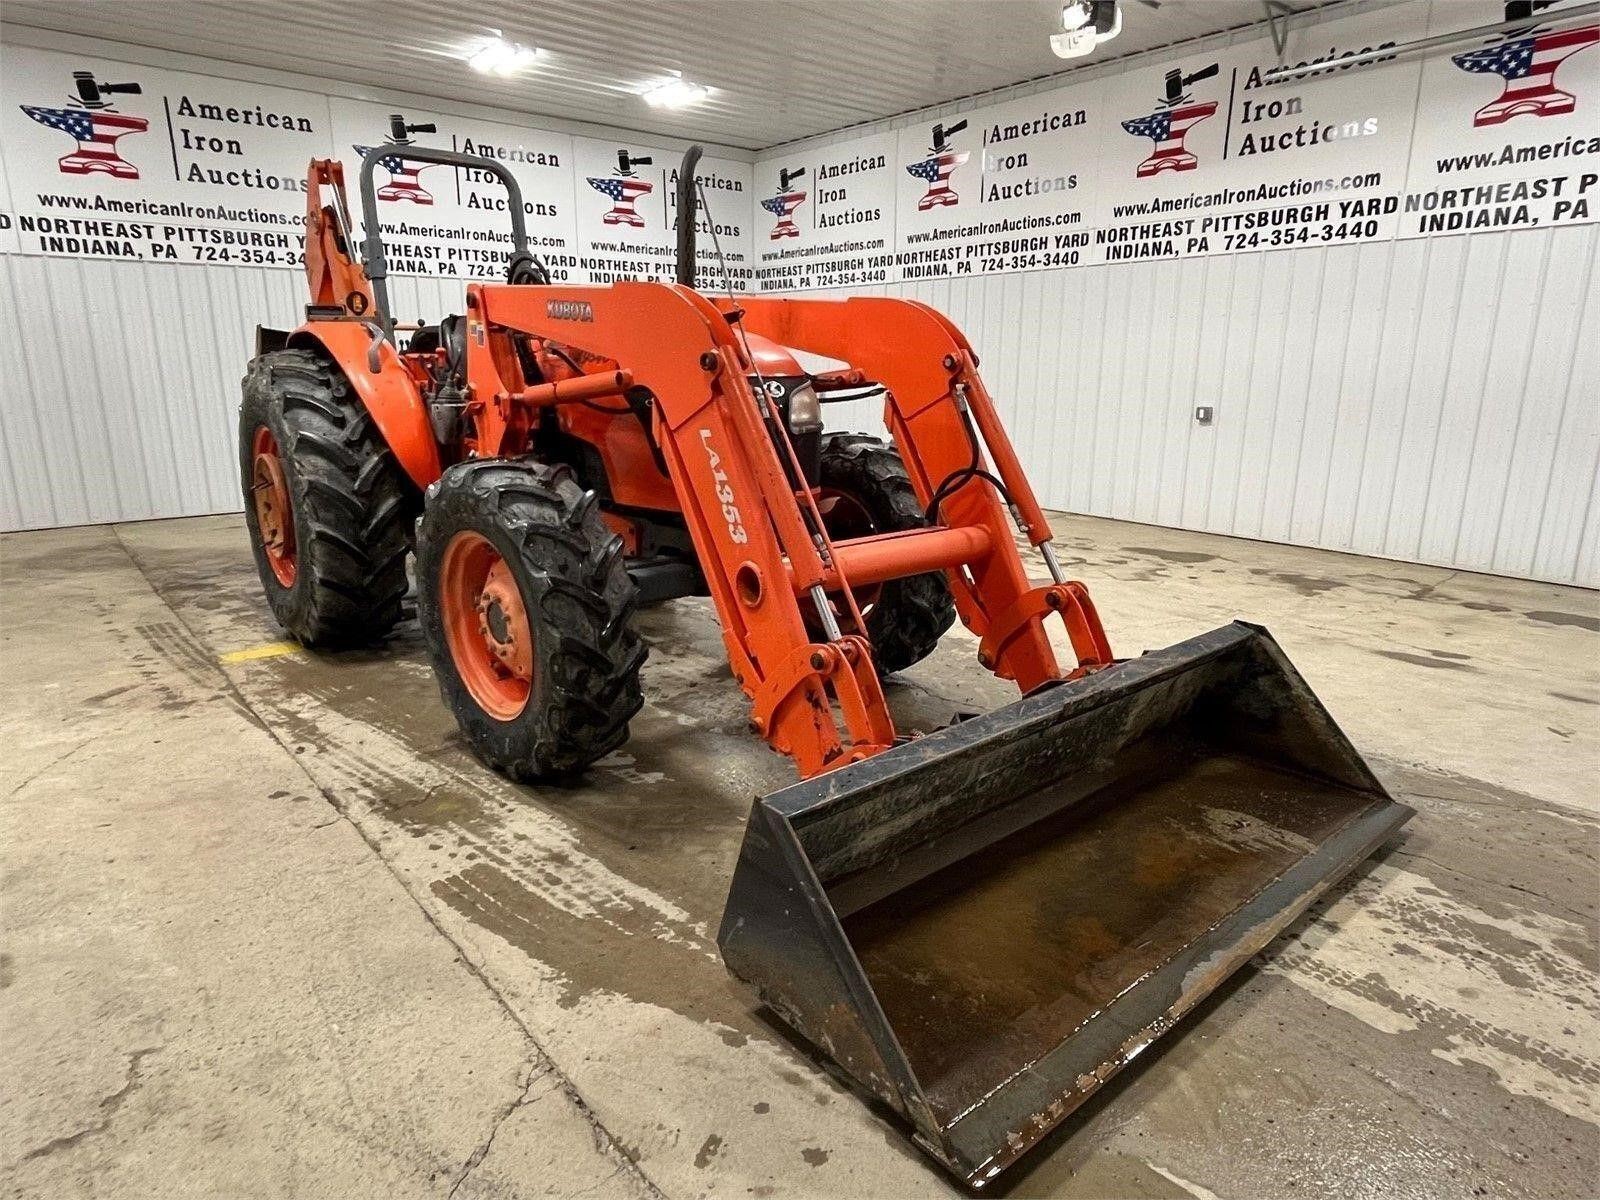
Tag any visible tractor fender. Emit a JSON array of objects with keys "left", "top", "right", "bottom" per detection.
[{"left": 288, "top": 321, "right": 442, "bottom": 489}]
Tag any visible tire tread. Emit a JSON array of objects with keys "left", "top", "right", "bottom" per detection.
[
  {"left": 416, "top": 458, "right": 645, "bottom": 781},
  {"left": 239, "top": 348, "right": 414, "bottom": 646},
  {"left": 820, "top": 432, "right": 957, "bottom": 674}
]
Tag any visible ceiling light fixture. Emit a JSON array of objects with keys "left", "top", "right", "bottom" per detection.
[
  {"left": 467, "top": 34, "right": 541, "bottom": 76},
  {"left": 1051, "top": 0, "right": 1122, "bottom": 59},
  {"left": 640, "top": 74, "right": 713, "bottom": 109}
]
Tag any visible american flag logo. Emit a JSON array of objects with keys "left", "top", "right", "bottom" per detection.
[
  {"left": 761, "top": 190, "right": 806, "bottom": 239},
  {"left": 1451, "top": 25, "right": 1599, "bottom": 127},
  {"left": 905, "top": 150, "right": 968, "bottom": 210},
  {"left": 587, "top": 174, "right": 654, "bottom": 227},
  {"left": 353, "top": 144, "right": 434, "bottom": 205},
  {"left": 22, "top": 104, "right": 148, "bottom": 179},
  {"left": 1121, "top": 100, "right": 1218, "bottom": 178}
]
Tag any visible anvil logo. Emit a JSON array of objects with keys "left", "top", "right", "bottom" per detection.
[
  {"left": 1451, "top": 24, "right": 1599, "bottom": 127},
  {"left": 905, "top": 120, "right": 968, "bottom": 210},
  {"left": 762, "top": 165, "right": 806, "bottom": 240},
  {"left": 354, "top": 143, "right": 436, "bottom": 205},
  {"left": 21, "top": 70, "right": 148, "bottom": 180},
  {"left": 1121, "top": 63, "right": 1220, "bottom": 179},
  {"left": 587, "top": 149, "right": 655, "bottom": 229}
]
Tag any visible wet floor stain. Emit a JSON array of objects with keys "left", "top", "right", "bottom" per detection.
[
  {"left": 694, "top": 1133, "right": 723, "bottom": 1167},
  {"left": 83, "top": 683, "right": 138, "bottom": 704},
  {"left": 1525, "top": 610, "right": 1600, "bottom": 633},
  {"left": 1549, "top": 691, "right": 1598, "bottom": 706},
  {"left": 800, "top": 1147, "right": 829, "bottom": 1167},
  {"left": 1249, "top": 569, "right": 1346, "bottom": 596},
  {"left": 1122, "top": 546, "right": 1217, "bottom": 565},
  {"left": 1374, "top": 650, "right": 1477, "bottom": 671}
]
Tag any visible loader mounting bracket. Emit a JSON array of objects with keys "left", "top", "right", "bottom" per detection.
[{"left": 977, "top": 580, "right": 1112, "bottom": 678}]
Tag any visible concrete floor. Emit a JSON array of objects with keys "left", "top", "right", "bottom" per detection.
[{"left": 2, "top": 511, "right": 1596, "bottom": 1200}]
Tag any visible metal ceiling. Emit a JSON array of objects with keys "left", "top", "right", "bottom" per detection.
[{"left": 1, "top": 1, "right": 1330, "bottom": 150}]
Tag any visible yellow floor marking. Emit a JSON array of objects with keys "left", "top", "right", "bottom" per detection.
[{"left": 218, "top": 640, "right": 301, "bottom": 664}]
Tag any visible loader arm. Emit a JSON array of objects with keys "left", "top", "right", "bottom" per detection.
[
  {"left": 461, "top": 279, "right": 896, "bottom": 776},
  {"left": 736, "top": 295, "right": 1109, "bottom": 689}
]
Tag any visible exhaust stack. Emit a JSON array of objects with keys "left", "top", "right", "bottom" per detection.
[{"left": 675, "top": 144, "right": 704, "bottom": 286}]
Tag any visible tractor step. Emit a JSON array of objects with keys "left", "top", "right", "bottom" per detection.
[
  {"left": 717, "top": 622, "right": 1410, "bottom": 1187},
  {"left": 627, "top": 555, "right": 705, "bottom": 605}
]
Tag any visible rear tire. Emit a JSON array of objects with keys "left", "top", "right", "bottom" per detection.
[
  {"left": 817, "top": 433, "right": 957, "bottom": 675},
  {"left": 239, "top": 348, "right": 414, "bottom": 646},
  {"left": 416, "top": 459, "right": 646, "bottom": 781}
]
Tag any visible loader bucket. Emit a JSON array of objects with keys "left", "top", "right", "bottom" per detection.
[{"left": 718, "top": 622, "right": 1410, "bottom": 1187}]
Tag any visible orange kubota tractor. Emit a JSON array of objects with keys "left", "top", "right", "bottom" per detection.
[{"left": 241, "top": 130, "right": 1410, "bottom": 1187}]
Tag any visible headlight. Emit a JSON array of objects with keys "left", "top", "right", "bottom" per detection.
[{"left": 786, "top": 382, "right": 822, "bottom": 436}]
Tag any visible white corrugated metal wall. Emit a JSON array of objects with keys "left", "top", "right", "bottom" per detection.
[
  {"left": 0, "top": 258, "right": 486, "bottom": 530},
  {"left": 2, "top": 8, "right": 1597, "bottom": 586},
  {"left": 815, "top": 224, "right": 1598, "bottom": 586}
]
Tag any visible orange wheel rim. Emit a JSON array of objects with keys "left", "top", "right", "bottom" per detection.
[
  {"left": 439, "top": 531, "right": 534, "bottom": 721},
  {"left": 251, "top": 425, "right": 297, "bottom": 587}
]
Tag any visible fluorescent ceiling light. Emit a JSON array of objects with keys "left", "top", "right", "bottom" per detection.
[
  {"left": 640, "top": 75, "right": 712, "bottom": 109},
  {"left": 468, "top": 35, "right": 540, "bottom": 76}
]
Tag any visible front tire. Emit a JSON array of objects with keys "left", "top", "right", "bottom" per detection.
[
  {"left": 816, "top": 433, "right": 957, "bottom": 674},
  {"left": 416, "top": 460, "right": 646, "bottom": 781},
  {"left": 239, "top": 349, "right": 414, "bottom": 646}
]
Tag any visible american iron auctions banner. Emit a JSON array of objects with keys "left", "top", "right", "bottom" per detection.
[
  {"left": 752, "top": 131, "right": 897, "bottom": 292},
  {"left": 325, "top": 98, "right": 573, "bottom": 281},
  {"left": 2, "top": 46, "right": 327, "bottom": 266},
  {"left": 749, "top": 0, "right": 1597, "bottom": 289},
  {"left": 569, "top": 136, "right": 752, "bottom": 288},
  {"left": 2, "top": 0, "right": 1597, "bottom": 286},
  {"left": 0, "top": 43, "right": 750, "bottom": 283},
  {"left": 887, "top": 83, "right": 1105, "bottom": 285},
  {"left": 1087, "top": 0, "right": 1424, "bottom": 264},
  {"left": 1402, "top": 0, "right": 1600, "bottom": 236}
]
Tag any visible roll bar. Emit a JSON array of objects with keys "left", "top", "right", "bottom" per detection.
[{"left": 357, "top": 142, "right": 533, "bottom": 341}]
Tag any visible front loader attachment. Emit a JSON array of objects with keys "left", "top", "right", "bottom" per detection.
[{"left": 718, "top": 622, "right": 1410, "bottom": 1187}]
